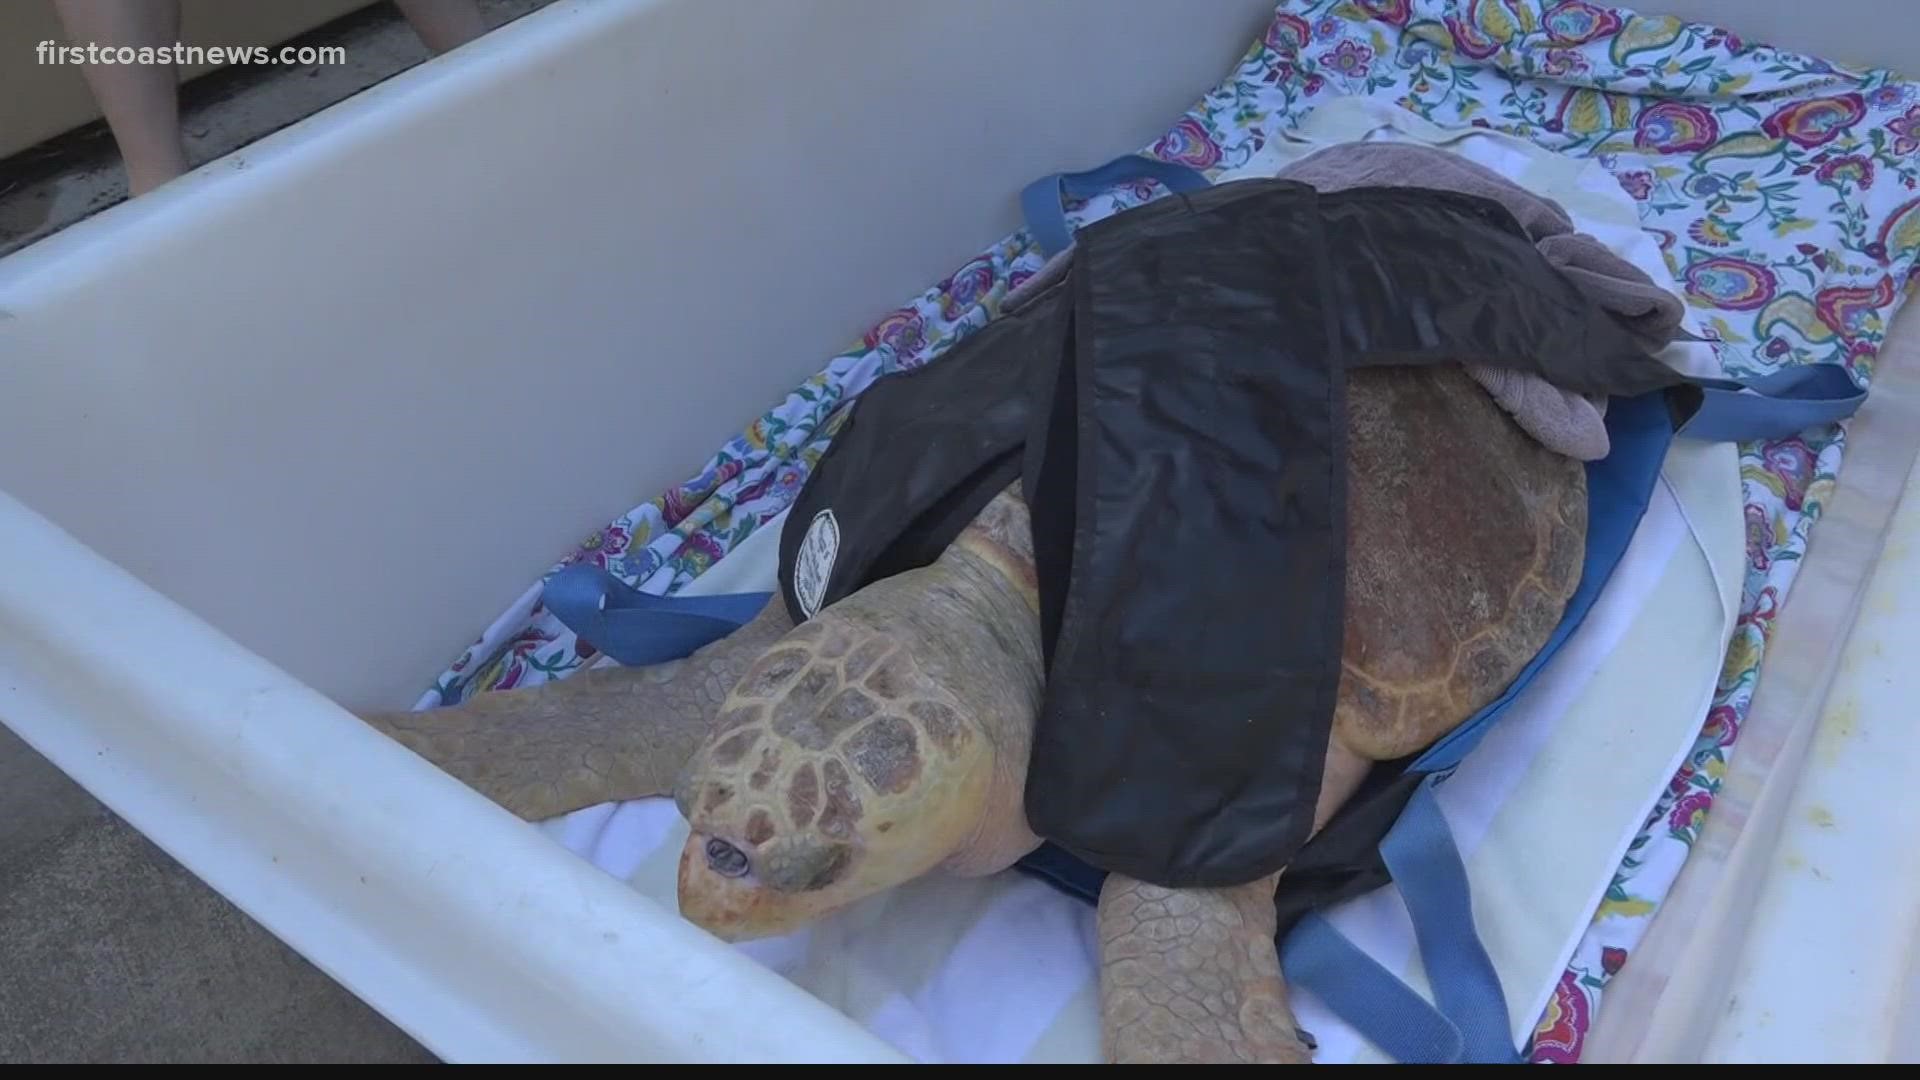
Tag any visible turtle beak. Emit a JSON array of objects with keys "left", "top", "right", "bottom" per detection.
[
  {"left": 675, "top": 833, "right": 765, "bottom": 941},
  {"left": 676, "top": 830, "right": 852, "bottom": 942}
]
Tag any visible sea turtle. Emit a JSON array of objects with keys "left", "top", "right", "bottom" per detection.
[{"left": 358, "top": 361, "right": 1587, "bottom": 1064}]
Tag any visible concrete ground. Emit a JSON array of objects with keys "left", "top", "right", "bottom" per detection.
[
  {"left": 0, "top": 0, "right": 552, "bottom": 1062},
  {"left": 1, "top": 0, "right": 552, "bottom": 257},
  {"left": 0, "top": 728, "right": 437, "bottom": 1064}
]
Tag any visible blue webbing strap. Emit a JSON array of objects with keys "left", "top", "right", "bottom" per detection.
[
  {"left": 1280, "top": 895, "right": 1468, "bottom": 1062},
  {"left": 1282, "top": 777, "right": 1525, "bottom": 1063},
  {"left": 540, "top": 562, "right": 772, "bottom": 667},
  {"left": 1019, "top": 153, "right": 1213, "bottom": 259},
  {"left": 1677, "top": 362, "right": 1867, "bottom": 442}
]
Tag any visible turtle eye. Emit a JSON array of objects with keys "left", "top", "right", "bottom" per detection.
[{"left": 705, "top": 838, "right": 750, "bottom": 878}]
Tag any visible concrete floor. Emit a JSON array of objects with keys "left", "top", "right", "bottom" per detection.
[
  {"left": 0, "top": 0, "right": 552, "bottom": 1062},
  {"left": 1, "top": 0, "right": 552, "bottom": 257},
  {"left": 0, "top": 728, "right": 437, "bottom": 1064}
]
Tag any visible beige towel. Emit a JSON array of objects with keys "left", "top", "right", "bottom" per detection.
[{"left": 1464, "top": 363, "right": 1611, "bottom": 462}]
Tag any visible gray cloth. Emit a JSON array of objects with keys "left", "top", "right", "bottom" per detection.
[{"left": 1462, "top": 361, "right": 1611, "bottom": 461}]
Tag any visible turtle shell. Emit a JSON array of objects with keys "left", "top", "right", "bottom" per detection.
[{"left": 1333, "top": 364, "right": 1589, "bottom": 760}]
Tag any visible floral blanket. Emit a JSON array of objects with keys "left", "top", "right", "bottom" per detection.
[{"left": 417, "top": 0, "right": 1920, "bottom": 1062}]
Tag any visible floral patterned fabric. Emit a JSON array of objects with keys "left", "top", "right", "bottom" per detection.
[{"left": 417, "top": 0, "right": 1920, "bottom": 1062}]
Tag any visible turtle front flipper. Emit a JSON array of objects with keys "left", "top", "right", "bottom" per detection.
[
  {"left": 357, "top": 597, "right": 794, "bottom": 821},
  {"left": 1097, "top": 870, "right": 1314, "bottom": 1064},
  {"left": 1096, "top": 739, "right": 1369, "bottom": 1064}
]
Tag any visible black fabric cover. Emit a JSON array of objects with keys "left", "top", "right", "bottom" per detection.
[
  {"left": 777, "top": 293, "right": 1067, "bottom": 619},
  {"left": 779, "top": 178, "right": 1692, "bottom": 889}
]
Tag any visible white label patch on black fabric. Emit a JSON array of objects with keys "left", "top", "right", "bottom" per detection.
[{"left": 793, "top": 508, "right": 840, "bottom": 619}]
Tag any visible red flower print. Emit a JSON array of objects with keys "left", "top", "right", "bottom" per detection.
[
  {"left": 1815, "top": 154, "right": 1875, "bottom": 189},
  {"left": 1153, "top": 117, "right": 1222, "bottom": 170},
  {"left": 1703, "top": 704, "right": 1741, "bottom": 748},
  {"left": 1846, "top": 338, "right": 1879, "bottom": 373},
  {"left": 1814, "top": 277, "right": 1896, "bottom": 341},
  {"left": 488, "top": 656, "right": 527, "bottom": 693},
  {"left": 938, "top": 259, "right": 995, "bottom": 320},
  {"left": 1667, "top": 761, "right": 1697, "bottom": 798},
  {"left": 1319, "top": 40, "right": 1374, "bottom": 79},
  {"left": 1634, "top": 101, "right": 1718, "bottom": 153},
  {"left": 1357, "top": 0, "right": 1411, "bottom": 27},
  {"left": 572, "top": 523, "right": 632, "bottom": 570},
  {"left": 1891, "top": 105, "right": 1920, "bottom": 155},
  {"left": 1669, "top": 790, "right": 1712, "bottom": 834},
  {"left": 1445, "top": 15, "right": 1502, "bottom": 60},
  {"left": 1745, "top": 503, "right": 1773, "bottom": 572},
  {"left": 1530, "top": 974, "right": 1589, "bottom": 1063},
  {"left": 1543, "top": 1, "right": 1623, "bottom": 45},
  {"left": 684, "top": 530, "right": 726, "bottom": 566},
  {"left": 1265, "top": 13, "right": 1312, "bottom": 55},
  {"left": 1615, "top": 170, "right": 1654, "bottom": 201},
  {"left": 864, "top": 308, "right": 926, "bottom": 355},
  {"left": 1762, "top": 438, "right": 1816, "bottom": 511},
  {"left": 1683, "top": 256, "right": 1777, "bottom": 311},
  {"left": 1601, "top": 947, "right": 1628, "bottom": 975},
  {"left": 1739, "top": 585, "right": 1781, "bottom": 632},
  {"left": 1760, "top": 94, "right": 1867, "bottom": 149}
]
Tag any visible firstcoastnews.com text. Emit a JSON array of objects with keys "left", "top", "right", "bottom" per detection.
[{"left": 36, "top": 40, "right": 348, "bottom": 67}]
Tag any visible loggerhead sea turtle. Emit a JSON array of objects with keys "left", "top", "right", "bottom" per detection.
[{"left": 358, "top": 362, "right": 1587, "bottom": 1064}]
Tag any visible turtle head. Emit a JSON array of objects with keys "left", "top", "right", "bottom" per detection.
[
  {"left": 671, "top": 723, "right": 990, "bottom": 942},
  {"left": 669, "top": 597, "right": 1006, "bottom": 942}
]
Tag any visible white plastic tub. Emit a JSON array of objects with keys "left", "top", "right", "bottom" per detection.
[
  {"left": 4, "top": 0, "right": 1919, "bottom": 1064},
  {"left": 0, "top": 0, "right": 1284, "bottom": 1062}
]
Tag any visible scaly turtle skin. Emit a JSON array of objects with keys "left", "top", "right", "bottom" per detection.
[
  {"left": 670, "top": 486, "right": 1044, "bottom": 938},
  {"left": 365, "top": 599, "right": 796, "bottom": 822},
  {"left": 359, "top": 363, "right": 1586, "bottom": 1064}
]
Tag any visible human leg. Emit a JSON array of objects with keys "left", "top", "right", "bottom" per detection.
[
  {"left": 392, "top": 0, "right": 489, "bottom": 54},
  {"left": 50, "top": 0, "right": 190, "bottom": 194}
]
